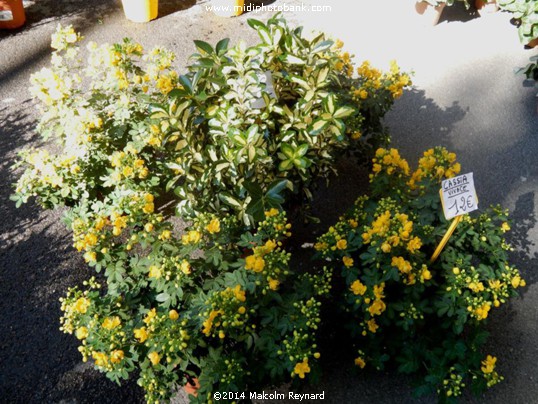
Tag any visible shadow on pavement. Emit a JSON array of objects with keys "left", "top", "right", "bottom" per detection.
[
  {"left": 0, "top": 105, "right": 144, "bottom": 403},
  {"left": 508, "top": 192, "right": 538, "bottom": 287}
]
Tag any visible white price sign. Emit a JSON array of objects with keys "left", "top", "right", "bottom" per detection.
[{"left": 440, "top": 173, "right": 478, "bottom": 220}]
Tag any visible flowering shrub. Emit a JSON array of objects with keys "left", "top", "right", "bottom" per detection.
[
  {"left": 11, "top": 16, "right": 412, "bottom": 403},
  {"left": 60, "top": 209, "right": 331, "bottom": 403},
  {"left": 316, "top": 147, "right": 525, "bottom": 401},
  {"left": 12, "top": 16, "right": 410, "bottom": 225},
  {"left": 499, "top": 0, "right": 538, "bottom": 46}
]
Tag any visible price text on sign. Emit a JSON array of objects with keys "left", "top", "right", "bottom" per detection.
[{"left": 440, "top": 172, "right": 478, "bottom": 220}]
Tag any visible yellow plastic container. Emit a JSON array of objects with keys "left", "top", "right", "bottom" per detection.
[
  {"left": 212, "top": 0, "right": 244, "bottom": 17},
  {"left": 121, "top": 0, "right": 158, "bottom": 23}
]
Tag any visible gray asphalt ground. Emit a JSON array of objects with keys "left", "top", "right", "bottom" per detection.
[{"left": 1, "top": 0, "right": 537, "bottom": 403}]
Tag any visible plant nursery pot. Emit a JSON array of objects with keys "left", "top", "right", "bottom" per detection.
[
  {"left": 475, "top": 0, "right": 498, "bottom": 15},
  {"left": 121, "top": 0, "right": 158, "bottom": 23},
  {"left": 526, "top": 38, "right": 538, "bottom": 48},
  {"left": 184, "top": 377, "right": 200, "bottom": 397},
  {"left": 415, "top": 1, "right": 446, "bottom": 26},
  {"left": 0, "top": 0, "right": 25, "bottom": 29},
  {"left": 212, "top": 0, "right": 245, "bottom": 17}
]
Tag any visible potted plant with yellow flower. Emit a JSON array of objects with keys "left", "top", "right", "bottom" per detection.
[{"left": 315, "top": 146, "right": 525, "bottom": 401}]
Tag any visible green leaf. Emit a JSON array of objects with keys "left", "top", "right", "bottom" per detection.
[
  {"left": 216, "top": 38, "right": 230, "bottom": 54},
  {"left": 246, "top": 198, "right": 265, "bottom": 222},
  {"left": 296, "top": 143, "right": 309, "bottom": 157},
  {"left": 247, "top": 18, "right": 267, "bottom": 31},
  {"left": 178, "top": 75, "right": 193, "bottom": 94},
  {"left": 196, "top": 58, "right": 215, "bottom": 68},
  {"left": 289, "top": 75, "right": 309, "bottom": 89},
  {"left": 325, "top": 94, "right": 335, "bottom": 114},
  {"left": 282, "top": 54, "right": 305, "bottom": 65},
  {"left": 245, "top": 124, "right": 259, "bottom": 142},
  {"left": 193, "top": 40, "right": 214, "bottom": 55},
  {"left": 312, "top": 40, "right": 333, "bottom": 53},
  {"left": 280, "top": 143, "right": 295, "bottom": 158},
  {"left": 266, "top": 179, "right": 290, "bottom": 204},
  {"left": 333, "top": 106, "right": 355, "bottom": 119},
  {"left": 310, "top": 119, "right": 330, "bottom": 134},
  {"left": 219, "top": 193, "right": 242, "bottom": 208},
  {"left": 243, "top": 181, "right": 263, "bottom": 199},
  {"left": 278, "top": 160, "right": 294, "bottom": 171},
  {"left": 156, "top": 292, "right": 170, "bottom": 303},
  {"left": 257, "top": 26, "right": 272, "bottom": 45},
  {"left": 317, "top": 67, "right": 329, "bottom": 86}
]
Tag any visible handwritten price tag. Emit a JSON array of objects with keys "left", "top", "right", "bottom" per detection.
[{"left": 440, "top": 173, "right": 478, "bottom": 220}]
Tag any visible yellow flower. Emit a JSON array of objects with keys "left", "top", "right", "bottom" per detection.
[
  {"left": 110, "top": 350, "right": 124, "bottom": 364},
  {"left": 343, "top": 256, "right": 354, "bottom": 268},
  {"left": 160, "top": 230, "right": 172, "bottom": 240},
  {"left": 368, "top": 300, "right": 386, "bottom": 316},
  {"left": 245, "top": 255, "right": 265, "bottom": 272},
  {"left": 232, "top": 285, "right": 246, "bottom": 302},
  {"left": 202, "top": 309, "right": 221, "bottom": 336},
  {"left": 392, "top": 256, "right": 411, "bottom": 274},
  {"left": 74, "top": 297, "right": 90, "bottom": 314},
  {"left": 474, "top": 302, "right": 491, "bottom": 320},
  {"left": 180, "top": 260, "right": 191, "bottom": 275},
  {"left": 94, "top": 217, "right": 107, "bottom": 231},
  {"left": 148, "top": 265, "right": 162, "bottom": 279},
  {"left": 148, "top": 351, "right": 160, "bottom": 366},
  {"left": 182, "top": 230, "right": 201, "bottom": 244},
  {"left": 336, "top": 239, "right": 347, "bottom": 250},
  {"left": 92, "top": 351, "right": 108, "bottom": 367},
  {"left": 501, "top": 222, "right": 510, "bottom": 233},
  {"left": 314, "top": 242, "right": 328, "bottom": 251},
  {"left": 407, "top": 236, "right": 422, "bottom": 254},
  {"left": 169, "top": 309, "right": 179, "bottom": 321},
  {"left": 122, "top": 166, "right": 134, "bottom": 177},
  {"left": 293, "top": 358, "right": 311, "bottom": 379},
  {"left": 102, "top": 316, "right": 121, "bottom": 330},
  {"left": 142, "top": 202, "right": 154, "bottom": 214},
  {"left": 373, "top": 284, "right": 385, "bottom": 300},
  {"left": 139, "top": 167, "right": 149, "bottom": 178},
  {"left": 354, "top": 357, "right": 366, "bottom": 368},
  {"left": 206, "top": 218, "right": 221, "bottom": 234},
  {"left": 381, "top": 242, "right": 391, "bottom": 253},
  {"left": 265, "top": 208, "right": 279, "bottom": 217},
  {"left": 143, "top": 308, "right": 157, "bottom": 325},
  {"left": 351, "top": 131, "right": 362, "bottom": 140},
  {"left": 83, "top": 251, "right": 97, "bottom": 263},
  {"left": 134, "top": 327, "right": 149, "bottom": 343},
  {"left": 263, "top": 239, "right": 277, "bottom": 253},
  {"left": 268, "top": 278, "right": 280, "bottom": 290},
  {"left": 481, "top": 355, "right": 497, "bottom": 374},
  {"left": 511, "top": 275, "right": 522, "bottom": 288},
  {"left": 238, "top": 306, "right": 246, "bottom": 314},
  {"left": 144, "top": 223, "right": 154, "bottom": 232},
  {"left": 76, "top": 326, "right": 89, "bottom": 340},
  {"left": 421, "top": 266, "right": 432, "bottom": 281},
  {"left": 367, "top": 319, "right": 378, "bottom": 333},
  {"left": 350, "top": 280, "right": 367, "bottom": 296}
]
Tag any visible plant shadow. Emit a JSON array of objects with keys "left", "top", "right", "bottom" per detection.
[
  {"left": 0, "top": 104, "right": 145, "bottom": 402},
  {"left": 439, "top": 1, "right": 480, "bottom": 24}
]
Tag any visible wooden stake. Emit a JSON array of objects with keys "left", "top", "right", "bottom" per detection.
[{"left": 430, "top": 215, "right": 462, "bottom": 263}]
